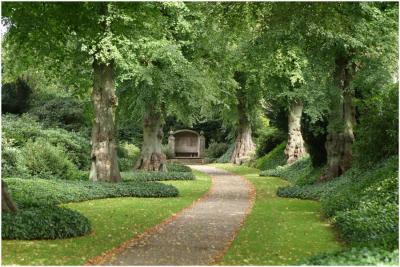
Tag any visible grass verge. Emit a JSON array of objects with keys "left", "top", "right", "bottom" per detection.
[
  {"left": 1, "top": 170, "right": 211, "bottom": 265},
  {"left": 211, "top": 163, "right": 342, "bottom": 265}
]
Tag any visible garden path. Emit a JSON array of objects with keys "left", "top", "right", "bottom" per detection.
[{"left": 104, "top": 165, "right": 254, "bottom": 265}]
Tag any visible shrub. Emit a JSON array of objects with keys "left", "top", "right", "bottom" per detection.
[
  {"left": 162, "top": 144, "right": 175, "bottom": 159},
  {"left": 1, "top": 138, "right": 29, "bottom": 178},
  {"left": 216, "top": 143, "right": 235, "bottom": 163},
  {"left": 255, "top": 142, "right": 286, "bottom": 170},
  {"left": 29, "top": 96, "right": 89, "bottom": 132},
  {"left": 166, "top": 163, "right": 192, "bottom": 173},
  {"left": 5, "top": 178, "right": 179, "bottom": 208},
  {"left": 277, "top": 175, "right": 350, "bottom": 200},
  {"left": 123, "top": 171, "right": 195, "bottom": 182},
  {"left": 1, "top": 78, "right": 32, "bottom": 114},
  {"left": 117, "top": 143, "right": 141, "bottom": 171},
  {"left": 353, "top": 83, "right": 398, "bottom": 168},
  {"left": 21, "top": 139, "right": 81, "bottom": 180},
  {"left": 2, "top": 206, "right": 91, "bottom": 240},
  {"left": 2, "top": 114, "right": 90, "bottom": 171},
  {"left": 303, "top": 247, "right": 399, "bottom": 266},
  {"left": 255, "top": 126, "right": 285, "bottom": 157},
  {"left": 260, "top": 156, "right": 312, "bottom": 184},
  {"left": 205, "top": 142, "right": 229, "bottom": 160}
]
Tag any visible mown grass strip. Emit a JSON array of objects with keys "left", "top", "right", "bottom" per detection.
[{"left": 211, "top": 163, "right": 342, "bottom": 265}]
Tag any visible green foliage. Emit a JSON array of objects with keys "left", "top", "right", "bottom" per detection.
[
  {"left": 2, "top": 114, "right": 90, "bottom": 172},
  {"left": 255, "top": 142, "right": 286, "bottom": 170},
  {"left": 278, "top": 156, "right": 399, "bottom": 252},
  {"left": 29, "top": 96, "right": 89, "bottom": 132},
  {"left": 303, "top": 247, "right": 399, "bottom": 266},
  {"left": 162, "top": 144, "right": 175, "bottom": 160},
  {"left": 1, "top": 78, "right": 32, "bottom": 114},
  {"left": 123, "top": 171, "right": 195, "bottom": 182},
  {"left": 216, "top": 143, "right": 235, "bottom": 163},
  {"left": 5, "top": 178, "right": 179, "bottom": 208},
  {"left": 2, "top": 206, "right": 91, "bottom": 240},
  {"left": 166, "top": 163, "right": 192, "bottom": 173},
  {"left": 353, "top": 83, "right": 399, "bottom": 168},
  {"left": 260, "top": 156, "right": 312, "bottom": 184},
  {"left": 117, "top": 142, "right": 140, "bottom": 171},
  {"left": 205, "top": 142, "right": 229, "bottom": 160},
  {"left": 255, "top": 126, "right": 285, "bottom": 158},
  {"left": 277, "top": 175, "right": 349, "bottom": 200},
  {"left": 21, "top": 139, "right": 81, "bottom": 180}
]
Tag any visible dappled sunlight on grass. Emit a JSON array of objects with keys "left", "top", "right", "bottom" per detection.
[
  {"left": 211, "top": 163, "right": 342, "bottom": 265},
  {"left": 1, "top": 170, "right": 211, "bottom": 265}
]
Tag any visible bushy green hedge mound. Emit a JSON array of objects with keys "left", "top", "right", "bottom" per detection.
[
  {"left": 255, "top": 142, "right": 286, "bottom": 170},
  {"left": 303, "top": 247, "right": 399, "bottom": 266},
  {"left": 5, "top": 178, "right": 179, "bottom": 208},
  {"left": 166, "top": 163, "right": 192, "bottom": 173},
  {"left": 123, "top": 171, "right": 195, "bottom": 182},
  {"left": 2, "top": 206, "right": 91, "bottom": 240}
]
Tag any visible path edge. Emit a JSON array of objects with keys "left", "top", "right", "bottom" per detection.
[{"left": 84, "top": 170, "right": 216, "bottom": 266}]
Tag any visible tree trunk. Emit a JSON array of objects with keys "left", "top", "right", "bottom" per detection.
[
  {"left": 89, "top": 60, "right": 121, "bottom": 182},
  {"left": 322, "top": 57, "right": 356, "bottom": 180},
  {"left": 285, "top": 101, "right": 306, "bottom": 164},
  {"left": 2, "top": 180, "right": 18, "bottom": 212},
  {"left": 135, "top": 109, "right": 167, "bottom": 171},
  {"left": 231, "top": 122, "right": 256, "bottom": 165}
]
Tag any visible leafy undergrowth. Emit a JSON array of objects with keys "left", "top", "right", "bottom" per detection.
[
  {"left": 122, "top": 171, "right": 195, "bottom": 182},
  {"left": 211, "top": 163, "right": 341, "bottom": 265},
  {"left": 2, "top": 206, "right": 91, "bottom": 240},
  {"left": 254, "top": 142, "right": 286, "bottom": 170},
  {"left": 303, "top": 247, "right": 399, "bottom": 266},
  {"left": 1, "top": 170, "right": 211, "bottom": 265},
  {"left": 5, "top": 177, "right": 179, "bottom": 209}
]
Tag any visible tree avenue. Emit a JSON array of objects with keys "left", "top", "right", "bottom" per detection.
[{"left": 1, "top": 2, "right": 398, "bottom": 266}]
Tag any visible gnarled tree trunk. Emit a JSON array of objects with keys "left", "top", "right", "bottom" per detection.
[
  {"left": 89, "top": 60, "right": 121, "bottom": 182},
  {"left": 285, "top": 101, "right": 306, "bottom": 164},
  {"left": 322, "top": 57, "right": 356, "bottom": 180},
  {"left": 231, "top": 72, "right": 255, "bottom": 165},
  {"left": 2, "top": 180, "right": 18, "bottom": 212},
  {"left": 231, "top": 122, "right": 256, "bottom": 165},
  {"left": 135, "top": 109, "right": 167, "bottom": 171}
]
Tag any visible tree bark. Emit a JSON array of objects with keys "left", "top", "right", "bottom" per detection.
[
  {"left": 135, "top": 109, "right": 167, "bottom": 171},
  {"left": 285, "top": 101, "right": 306, "bottom": 164},
  {"left": 231, "top": 72, "right": 256, "bottom": 165},
  {"left": 2, "top": 180, "right": 18, "bottom": 213},
  {"left": 89, "top": 60, "right": 121, "bottom": 182},
  {"left": 322, "top": 57, "right": 356, "bottom": 180}
]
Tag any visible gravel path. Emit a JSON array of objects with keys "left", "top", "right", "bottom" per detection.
[{"left": 105, "top": 165, "right": 254, "bottom": 266}]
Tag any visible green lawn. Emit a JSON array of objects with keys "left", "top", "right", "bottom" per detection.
[
  {"left": 211, "top": 163, "right": 343, "bottom": 265},
  {"left": 1, "top": 170, "right": 211, "bottom": 265}
]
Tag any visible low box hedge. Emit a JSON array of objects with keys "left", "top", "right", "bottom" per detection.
[
  {"left": 5, "top": 178, "right": 179, "bottom": 208},
  {"left": 123, "top": 171, "right": 195, "bottom": 182},
  {"left": 2, "top": 206, "right": 91, "bottom": 240}
]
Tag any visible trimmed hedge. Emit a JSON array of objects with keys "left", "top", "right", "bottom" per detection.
[
  {"left": 166, "top": 163, "right": 192, "bottom": 173},
  {"left": 2, "top": 206, "right": 91, "bottom": 240},
  {"left": 6, "top": 178, "right": 179, "bottom": 208},
  {"left": 123, "top": 171, "right": 195, "bottom": 182},
  {"left": 303, "top": 247, "right": 399, "bottom": 266}
]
